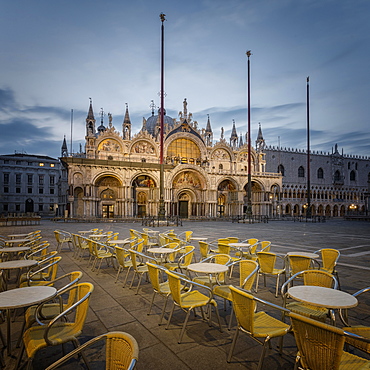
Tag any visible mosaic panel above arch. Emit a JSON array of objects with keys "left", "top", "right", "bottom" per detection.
[
  {"left": 212, "top": 148, "right": 230, "bottom": 161},
  {"left": 95, "top": 176, "right": 121, "bottom": 187},
  {"left": 173, "top": 171, "right": 202, "bottom": 189},
  {"left": 98, "top": 139, "right": 122, "bottom": 152},
  {"left": 218, "top": 179, "right": 236, "bottom": 191},
  {"left": 131, "top": 141, "right": 156, "bottom": 155},
  {"left": 132, "top": 175, "right": 156, "bottom": 188}
]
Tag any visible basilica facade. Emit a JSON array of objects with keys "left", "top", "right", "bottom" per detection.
[{"left": 61, "top": 99, "right": 282, "bottom": 219}]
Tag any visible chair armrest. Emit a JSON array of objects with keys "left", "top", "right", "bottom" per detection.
[{"left": 44, "top": 288, "right": 92, "bottom": 346}]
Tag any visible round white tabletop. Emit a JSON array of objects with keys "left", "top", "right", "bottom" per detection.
[
  {"left": 107, "top": 239, "right": 131, "bottom": 245},
  {"left": 0, "top": 285, "right": 57, "bottom": 355},
  {"left": 0, "top": 259, "right": 37, "bottom": 270},
  {"left": 147, "top": 247, "right": 175, "bottom": 254},
  {"left": 187, "top": 262, "right": 228, "bottom": 274},
  {"left": 287, "top": 251, "right": 319, "bottom": 259},
  {"left": 4, "top": 238, "right": 29, "bottom": 245},
  {"left": 288, "top": 286, "right": 358, "bottom": 309},
  {"left": 6, "top": 233, "right": 30, "bottom": 239},
  {"left": 190, "top": 237, "right": 208, "bottom": 241},
  {"left": 89, "top": 234, "right": 110, "bottom": 239},
  {"left": 0, "top": 246, "right": 31, "bottom": 254},
  {"left": 229, "top": 243, "right": 251, "bottom": 248}
]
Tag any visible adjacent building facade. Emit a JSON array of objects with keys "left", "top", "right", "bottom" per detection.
[{"left": 0, "top": 153, "right": 66, "bottom": 217}]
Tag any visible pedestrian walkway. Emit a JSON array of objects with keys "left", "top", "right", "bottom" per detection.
[{"left": 1, "top": 219, "right": 369, "bottom": 369}]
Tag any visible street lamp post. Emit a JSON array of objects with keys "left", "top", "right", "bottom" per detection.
[
  {"left": 158, "top": 13, "right": 166, "bottom": 220},
  {"left": 246, "top": 50, "right": 252, "bottom": 218},
  {"left": 306, "top": 77, "right": 312, "bottom": 218}
]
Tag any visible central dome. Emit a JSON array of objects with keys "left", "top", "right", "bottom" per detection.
[{"left": 145, "top": 108, "right": 175, "bottom": 136}]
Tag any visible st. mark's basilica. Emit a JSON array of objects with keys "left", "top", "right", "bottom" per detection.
[
  {"left": 60, "top": 98, "right": 370, "bottom": 219},
  {"left": 61, "top": 98, "right": 280, "bottom": 219}
]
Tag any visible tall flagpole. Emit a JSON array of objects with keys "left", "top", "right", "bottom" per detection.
[
  {"left": 306, "top": 76, "right": 311, "bottom": 218},
  {"left": 246, "top": 50, "right": 252, "bottom": 217},
  {"left": 158, "top": 13, "right": 166, "bottom": 219}
]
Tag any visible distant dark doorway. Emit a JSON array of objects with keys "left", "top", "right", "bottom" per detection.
[
  {"left": 179, "top": 201, "right": 188, "bottom": 218},
  {"left": 25, "top": 198, "right": 34, "bottom": 213},
  {"left": 137, "top": 205, "right": 146, "bottom": 218}
]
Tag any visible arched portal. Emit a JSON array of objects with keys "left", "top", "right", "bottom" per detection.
[
  {"left": 74, "top": 187, "right": 84, "bottom": 217},
  {"left": 25, "top": 198, "right": 34, "bottom": 213},
  {"left": 95, "top": 176, "right": 121, "bottom": 218},
  {"left": 132, "top": 175, "right": 156, "bottom": 217},
  {"left": 178, "top": 192, "right": 191, "bottom": 218},
  {"left": 218, "top": 179, "right": 237, "bottom": 216}
]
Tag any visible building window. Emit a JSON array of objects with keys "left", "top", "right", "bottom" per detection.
[
  {"left": 38, "top": 204, "right": 43, "bottom": 212},
  {"left": 27, "top": 174, "right": 33, "bottom": 185},
  {"left": 39, "top": 188, "right": 44, "bottom": 194},
  {"left": 3, "top": 204, "right": 8, "bottom": 211},
  {"left": 4, "top": 187, "right": 9, "bottom": 193},
  {"left": 3, "top": 173, "right": 9, "bottom": 184},
  {"left": 28, "top": 187, "right": 32, "bottom": 194},
  {"left": 298, "top": 166, "right": 305, "bottom": 178},
  {"left": 50, "top": 188, "right": 55, "bottom": 194},
  {"left": 39, "top": 163, "right": 44, "bottom": 167},
  {"left": 4, "top": 160, "right": 9, "bottom": 164},
  {"left": 49, "top": 204, "right": 54, "bottom": 211},
  {"left": 317, "top": 168, "right": 324, "bottom": 179},
  {"left": 350, "top": 170, "right": 356, "bottom": 181},
  {"left": 50, "top": 163, "right": 55, "bottom": 168},
  {"left": 16, "top": 160, "right": 21, "bottom": 165},
  {"left": 16, "top": 204, "right": 20, "bottom": 211},
  {"left": 348, "top": 162, "right": 350, "bottom": 169},
  {"left": 28, "top": 162, "right": 33, "bottom": 166},
  {"left": 16, "top": 173, "right": 21, "bottom": 184},
  {"left": 39, "top": 175, "right": 44, "bottom": 185},
  {"left": 16, "top": 187, "right": 21, "bottom": 193},
  {"left": 49, "top": 175, "right": 55, "bottom": 186},
  {"left": 278, "top": 164, "right": 285, "bottom": 176}
]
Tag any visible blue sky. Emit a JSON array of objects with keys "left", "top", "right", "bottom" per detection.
[{"left": 0, "top": 0, "right": 369, "bottom": 158}]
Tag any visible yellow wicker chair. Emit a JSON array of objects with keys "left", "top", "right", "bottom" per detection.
[
  {"left": 281, "top": 269, "right": 338, "bottom": 323},
  {"left": 341, "top": 287, "right": 370, "bottom": 354},
  {"left": 164, "top": 245, "right": 195, "bottom": 273},
  {"left": 53, "top": 230, "right": 73, "bottom": 252},
  {"left": 16, "top": 271, "right": 84, "bottom": 348},
  {"left": 128, "top": 249, "right": 152, "bottom": 294},
  {"left": 146, "top": 262, "right": 173, "bottom": 325},
  {"left": 227, "top": 286, "right": 290, "bottom": 369},
  {"left": 289, "top": 312, "right": 370, "bottom": 370},
  {"left": 91, "top": 240, "right": 114, "bottom": 274},
  {"left": 198, "top": 241, "right": 213, "bottom": 260},
  {"left": 45, "top": 331, "right": 139, "bottom": 370},
  {"left": 114, "top": 246, "right": 134, "bottom": 285},
  {"left": 165, "top": 270, "right": 223, "bottom": 343},
  {"left": 19, "top": 256, "right": 62, "bottom": 287},
  {"left": 255, "top": 251, "right": 286, "bottom": 297},
  {"left": 192, "top": 254, "right": 232, "bottom": 287},
  {"left": 287, "top": 254, "right": 313, "bottom": 278},
  {"left": 17, "top": 282, "right": 94, "bottom": 370},
  {"left": 213, "top": 259, "right": 259, "bottom": 329},
  {"left": 315, "top": 248, "right": 341, "bottom": 289}
]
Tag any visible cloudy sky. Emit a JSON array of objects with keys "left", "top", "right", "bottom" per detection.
[{"left": 0, "top": 0, "right": 369, "bottom": 158}]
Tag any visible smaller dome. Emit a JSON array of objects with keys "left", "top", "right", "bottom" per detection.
[{"left": 145, "top": 108, "right": 174, "bottom": 136}]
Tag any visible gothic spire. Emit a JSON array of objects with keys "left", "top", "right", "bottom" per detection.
[
  {"left": 205, "top": 114, "right": 212, "bottom": 133},
  {"left": 87, "top": 97, "right": 94, "bottom": 120},
  {"left": 123, "top": 103, "right": 131, "bottom": 140},
  {"left": 230, "top": 120, "right": 238, "bottom": 140},
  {"left": 255, "top": 122, "right": 265, "bottom": 152},
  {"left": 205, "top": 114, "right": 213, "bottom": 146},
  {"left": 61, "top": 135, "right": 68, "bottom": 157}
]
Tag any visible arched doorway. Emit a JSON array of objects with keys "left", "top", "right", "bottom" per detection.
[
  {"left": 218, "top": 179, "right": 237, "bottom": 216},
  {"left": 95, "top": 176, "right": 121, "bottom": 217},
  {"left": 100, "top": 188, "right": 116, "bottom": 218},
  {"left": 74, "top": 187, "right": 84, "bottom": 217},
  {"left": 25, "top": 198, "right": 34, "bottom": 213},
  {"left": 132, "top": 175, "right": 156, "bottom": 217},
  {"left": 178, "top": 192, "right": 190, "bottom": 218}
]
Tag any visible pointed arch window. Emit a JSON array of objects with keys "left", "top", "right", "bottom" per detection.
[
  {"left": 334, "top": 170, "right": 341, "bottom": 182},
  {"left": 278, "top": 164, "right": 285, "bottom": 176},
  {"left": 298, "top": 166, "right": 305, "bottom": 178},
  {"left": 317, "top": 167, "right": 324, "bottom": 179},
  {"left": 350, "top": 170, "right": 356, "bottom": 181}
]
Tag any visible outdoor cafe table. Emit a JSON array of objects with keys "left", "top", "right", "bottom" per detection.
[
  {"left": 147, "top": 247, "right": 175, "bottom": 263},
  {"left": 286, "top": 251, "right": 319, "bottom": 259},
  {"left": 6, "top": 233, "right": 30, "bottom": 239},
  {"left": 0, "top": 286, "right": 57, "bottom": 355},
  {"left": 4, "top": 238, "right": 29, "bottom": 247},
  {"left": 288, "top": 285, "right": 358, "bottom": 311},
  {"left": 0, "top": 247, "right": 31, "bottom": 260},
  {"left": 0, "top": 259, "right": 38, "bottom": 289},
  {"left": 107, "top": 239, "right": 131, "bottom": 245},
  {"left": 187, "top": 262, "right": 229, "bottom": 288}
]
